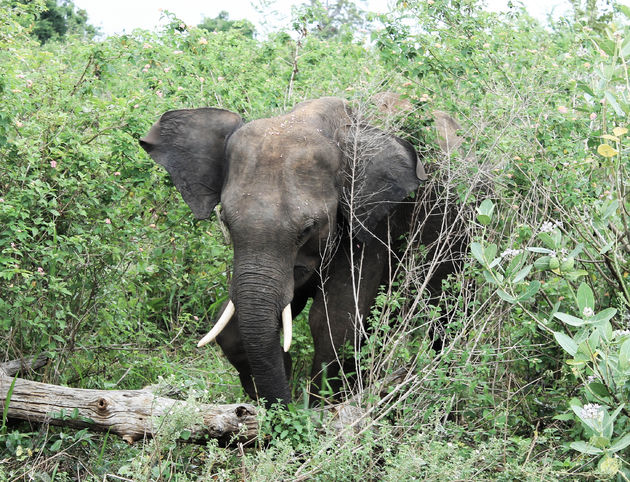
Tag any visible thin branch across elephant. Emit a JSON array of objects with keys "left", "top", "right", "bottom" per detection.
[{"left": 140, "top": 97, "right": 430, "bottom": 407}]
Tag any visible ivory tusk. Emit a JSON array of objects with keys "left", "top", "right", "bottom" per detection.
[
  {"left": 282, "top": 304, "right": 292, "bottom": 352},
  {"left": 197, "top": 300, "right": 235, "bottom": 347}
]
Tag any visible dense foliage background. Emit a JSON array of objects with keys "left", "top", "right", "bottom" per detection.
[{"left": 1, "top": 0, "right": 629, "bottom": 479}]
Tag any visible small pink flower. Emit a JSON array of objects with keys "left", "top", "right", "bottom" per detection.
[
  {"left": 174, "top": 50, "right": 183, "bottom": 55},
  {"left": 590, "top": 112, "right": 597, "bottom": 120},
  {"left": 134, "top": 104, "right": 139, "bottom": 109},
  {"left": 557, "top": 106, "right": 569, "bottom": 114},
  {"left": 25, "top": 79, "right": 33, "bottom": 88},
  {"left": 0, "top": 198, "right": 4, "bottom": 202},
  {"left": 164, "top": 67, "right": 171, "bottom": 73},
  {"left": 17, "top": 74, "right": 25, "bottom": 79},
  {"left": 114, "top": 171, "right": 121, "bottom": 176},
  {"left": 177, "top": 86, "right": 184, "bottom": 91},
  {"left": 11, "top": 243, "right": 15, "bottom": 248},
  {"left": 105, "top": 218, "right": 111, "bottom": 224},
  {"left": 217, "top": 76, "right": 225, "bottom": 82},
  {"left": 139, "top": 247, "right": 144, "bottom": 252},
  {"left": 15, "top": 121, "right": 23, "bottom": 128},
  {"left": 149, "top": 223, "right": 156, "bottom": 228},
  {"left": 37, "top": 267, "right": 45, "bottom": 275},
  {"left": 156, "top": 90, "right": 163, "bottom": 98},
  {"left": 193, "top": 316, "right": 199, "bottom": 321},
  {"left": 50, "top": 160, "right": 57, "bottom": 168},
  {"left": 198, "top": 38, "right": 208, "bottom": 45}
]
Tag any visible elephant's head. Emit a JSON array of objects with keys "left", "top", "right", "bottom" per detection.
[{"left": 140, "top": 97, "right": 426, "bottom": 405}]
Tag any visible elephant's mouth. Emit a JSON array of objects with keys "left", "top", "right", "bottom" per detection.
[{"left": 197, "top": 300, "right": 293, "bottom": 352}]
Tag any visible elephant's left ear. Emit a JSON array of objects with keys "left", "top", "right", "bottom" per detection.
[
  {"left": 140, "top": 108, "right": 243, "bottom": 219},
  {"left": 335, "top": 124, "right": 426, "bottom": 242}
]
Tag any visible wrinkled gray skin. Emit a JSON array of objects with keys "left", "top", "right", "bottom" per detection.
[{"left": 140, "top": 97, "right": 427, "bottom": 406}]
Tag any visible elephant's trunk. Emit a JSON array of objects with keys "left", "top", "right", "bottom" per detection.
[{"left": 231, "top": 260, "right": 294, "bottom": 406}]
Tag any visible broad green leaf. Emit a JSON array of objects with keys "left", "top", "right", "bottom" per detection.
[
  {"left": 537, "top": 232, "right": 556, "bottom": 250},
  {"left": 512, "top": 264, "right": 532, "bottom": 283},
  {"left": 554, "top": 331, "right": 578, "bottom": 356},
  {"left": 577, "top": 282, "right": 594, "bottom": 313},
  {"left": 609, "top": 433, "right": 630, "bottom": 453},
  {"left": 602, "top": 404, "right": 624, "bottom": 438},
  {"left": 505, "top": 252, "right": 526, "bottom": 276},
  {"left": 496, "top": 289, "right": 517, "bottom": 303},
  {"left": 518, "top": 280, "right": 540, "bottom": 302},
  {"left": 484, "top": 243, "right": 497, "bottom": 262},
  {"left": 478, "top": 199, "right": 494, "bottom": 214},
  {"left": 554, "top": 312, "right": 586, "bottom": 327},
  {"left": 604, "top": 92, "right": 624, "bottom": 117},
  {"left": 597, "top": 144, "right": 618, "bottom": 157},
  {"left": 588, "top": 382, "right": 610, "bottom": 399},
  {"left": 476, "top": 214, "right": 491, "bottom": 225},
  {"left": 470, "top": 242, "right": 485, "bottom": 265},
  {"left": 602, "top": 200, "right": 619, "bottom": 220},
  {"left": 589, "top": 308, "right": 617, "bottom": 325},
  {"left": 569, "top": 441, "right": 603, "bottom": 455}
]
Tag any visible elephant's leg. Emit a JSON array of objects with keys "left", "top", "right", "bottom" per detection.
[{"left": 308, "top": 240, "right": 390, "bottom": 403}]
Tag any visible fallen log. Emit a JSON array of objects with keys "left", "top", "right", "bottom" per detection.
[
  {"left": 0, "top": 354, "right": 49, "bottom": 377},
  {"left": 0, "top": 372, "right": 258, "bottom": 444}
]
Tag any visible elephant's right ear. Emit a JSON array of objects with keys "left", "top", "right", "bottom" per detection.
[{"left": 140, "top": 108, "right": 243, "bottom": 219}]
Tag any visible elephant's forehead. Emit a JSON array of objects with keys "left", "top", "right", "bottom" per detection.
[{"left": 228, "top": 120, "right": 340, "bottom": 175}]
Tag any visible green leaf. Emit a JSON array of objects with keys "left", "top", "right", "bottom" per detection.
[
  {"left": 602, "top": 404, "right": 624, "bottom": 438},
  {"left": 604, "top": 92, "right": 624, "bottom": 117},
  {"left": 527, "top": 247, "right": 555, "bottom": 254},
  {"left": 496, "top": 289, "right": 517, "bottom": 303},
  {"left": 470, "top": 242, "right": 485, "bottom": 265},
  {"left": 518, "top": 280, "right": 540, "bottom": 302},
  {"left": 609, "top": 433, "right": 630, "bottom": 453},
  {"left": 576, "top": 80, "right": 595, "bottom": 97},
  {"left": 620, "top": 339, "right": 630, "bottom": 370},
  {"left": 484, "top": 243, "right": 497, "bottom": 263},
  {"left": 588, "top": 382, "right": 610, "bottom": 399},
  {"left": 554, "top": 312, "right": 586, "bottom": 327},
  {"left": 569, "top": 441, "right": 603, "bottom": 455},
  {"left": 589, "top": 308, "right": 617, "bottom": 325},
  {"left": 180, "top": 429, "right": 191, "bottom": 440},
  {"left": 577, "top": 283, "right": 594, "bottom": 313},
  {"left": 512, "top": 264, "right": 532, "bottom": 284},
  {"left": 537, "top": 232, "right": 556, "bottom": 250},
  {"left": 476, "top": 199, "right": 494, "bottom": 225},
  {"left": 554, "top": 331, "right": 578, "bottom": 356}
]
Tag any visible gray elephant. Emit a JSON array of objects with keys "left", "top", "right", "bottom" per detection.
[{"left": 140, "top": 97, "right": 430, "bottom": 406}]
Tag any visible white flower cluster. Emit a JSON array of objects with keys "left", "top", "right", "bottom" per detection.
[
  {"left": 580, "top": 403, "right": 604, "bottom": 421},
  {"left": 582, "top": 307, "right": 595, "bottom": 318},
  {"left": 501, "top": 248, "right": 522, "bottom": 258},
  {"left": 539, "top": 220, "right": 563, "bottom": 233},
  {"left": 586, "top": 375, "right": 598, "bottom": 384}
]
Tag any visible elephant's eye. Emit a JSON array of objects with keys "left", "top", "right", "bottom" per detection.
[{"left": 298, "top": 221, "right": 316, "bottom": 245}]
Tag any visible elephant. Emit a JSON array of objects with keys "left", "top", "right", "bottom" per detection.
[{"left": 140, "top": 96, "right": 433, "bottom": 407}]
